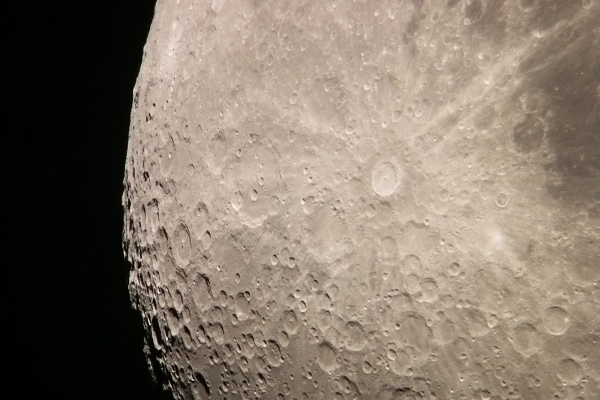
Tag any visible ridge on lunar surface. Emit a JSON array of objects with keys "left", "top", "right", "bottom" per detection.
[{"left": 123, "top": 1, "right": 600, "bottom": 399}]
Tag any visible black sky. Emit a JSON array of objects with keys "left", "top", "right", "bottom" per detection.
[{"left": 2, "top": 1, "right": 172, "bottom": 398}]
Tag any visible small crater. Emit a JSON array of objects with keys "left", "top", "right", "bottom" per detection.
[
  {"left": 283, "top": 309, "right": 301, "bottom": 335},
  {"left": 543, "top": 306, "right": 570, "bottom": 335},
  {"left": 194, "top": 371, "right": 211, "bottom": 398},
  {"left": 343, "top": 321, "right": 366, "bottom": 351},
  {"left": 201, "top": 230, "right": 212, "bottom": 251},
  {"left": 448, "top": 262, "right": 461, "bottom": 277},
  {"left": 513, "top": 115, "right": 544, "bottom": 153},
  {"left": 265, "top": 340, "right": 283, "bottom": 367},
  {"left": 510, "top": 323, "right": 542, "bottom": 357},
  {"left": 372, "top": 162, "right": 401, "bottom": 196},
  {"left": 316, "top": 342, "right": 339, "bottom": 373},
  {"left": 191, "top": 273, "right": 212, "bottom": 311},
  {"left": 171, "top": 222, "right": 191, "bottom": 267},
  {"left": 301, "top": 196, "right": 316, "bottom": 215},
  {"left": 557, "top": 358, "right": 582, "bottom": 385},
  {"left": 390, "top": 349, "right": 411, "bottom": 376},
  {"left": 151, "top": 315, "right": 164, "bottom": 350},
  {"left": 234, "top": 293, "right": 251, "bottom": 321},
  {"left": 495, "top": 193, "right": 508, "bottom": 208},
  {"left": 231, "top": 191, "right": 244, "bottom": 211},
  {"left": 207, "top": 323, "right": 224, "bottom": 344},
  {"left": 166, "top": 308, "right": 181, "bottom": 336}
]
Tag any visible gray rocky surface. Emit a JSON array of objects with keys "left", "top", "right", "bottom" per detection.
[{"left": 123, "top": 1, "right": 600, "bottom": 399}]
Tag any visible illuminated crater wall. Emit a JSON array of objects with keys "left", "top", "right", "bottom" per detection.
[{"left": 123, "top": 1, "right": 600, "bottom": 399}]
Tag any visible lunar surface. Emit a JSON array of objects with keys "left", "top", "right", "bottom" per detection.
[{"left": 123, "top": 1, "right": 600, "bottom": 399}]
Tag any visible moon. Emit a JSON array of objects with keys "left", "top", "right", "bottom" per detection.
[{"left": 123, "top": 1, "right": 600, "bottom": 399}]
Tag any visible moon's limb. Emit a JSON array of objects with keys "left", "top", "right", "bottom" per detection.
[{"left": 124, "top": 1, "right": 600, "bottom": 399}]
